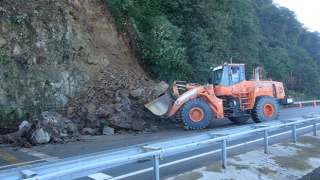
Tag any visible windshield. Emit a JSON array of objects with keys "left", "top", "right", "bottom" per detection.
[{"left": 212, "top": 66, "right": 229, "bottom": 86}]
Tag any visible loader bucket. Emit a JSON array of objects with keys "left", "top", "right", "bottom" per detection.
[{"left": 144, "top": 91, "right": 173, "bottom": 116}]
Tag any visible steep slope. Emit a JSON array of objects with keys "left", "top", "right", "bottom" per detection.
[{"left": 0, "top": 0, "right": 147, "bottom": 126}]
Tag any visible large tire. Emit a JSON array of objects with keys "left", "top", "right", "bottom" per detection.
[
  {"left": 228, "top": 116, "right": 250, "bottom": 124},
  {"left": 251, "top": 96, "right": 279, "bottom": 123},
  {"left": 182, "top": 99, "right": 212, "bottom": 130}
]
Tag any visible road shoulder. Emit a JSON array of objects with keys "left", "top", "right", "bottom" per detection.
[{"left": 165, "top": 130, "right": 320, "bottom": 180}]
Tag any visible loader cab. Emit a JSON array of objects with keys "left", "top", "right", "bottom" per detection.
[{"left": 212, "top": 63, "right": 245, "bottom": 86}]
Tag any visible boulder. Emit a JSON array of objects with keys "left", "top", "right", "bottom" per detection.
[
  {"left": 131, "top": 120, "right": 144, "bottom": 131},
  {"left": 96, "top": 105, "right": 110, "bottom": 118},
  {"left": 31, "top": 128, "right": 50, "bottom": 144},
  {"left": 21, "top": 123, "right": 36, "bottom": 139},
  {"left": 82, "top": 103, "right": 96, "bottom": 114},
  {"left": 67, "top": 107, "right": 74, "bottom": 115},
  {"left": 35, "top": 112, "right": 78, "bottom": 139},
  {"left": 93, "top": 120, "right": 101, "bottom": 128},
  {"left": 130, "top": 88, "right": 143, "bottom": 98},
  {"left": 121, "top": 96, "right": 131, "bottom": 106},
  {"left": 154, "top": 81, "right": 169, "bottom": 97},
  {"left": 102, "top": 127, "right": 114, "bottom": 135},
  {"left": 151, "top": 126, "right": 158, "bottom": 131},
  {"left": 1, "top": 131, "right": 23, "bottom": 143},
  {"left": 65, "top": 123, "right": 78, "bottom": 134},
  {"left": 1, "top": 111, "right": 81, "bottom": 146},
  {"left": 38, "top": 112, "right": 67, "bottom": 138},
  {"left": 86, "top": 112, "right": 97, "bottom": 123},
  {"left": 81, "top": 128, "right": 99, "bottom": 135},
  {"left": 19, "top": 121, "right": 29, "bottom": 131}
]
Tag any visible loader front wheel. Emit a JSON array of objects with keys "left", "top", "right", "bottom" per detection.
[
  {"left": 182, "top": 99, "right": 212, "bottom": 130},
  {"left": 251, "top": 96, "right": 279, "bottom": 123}
]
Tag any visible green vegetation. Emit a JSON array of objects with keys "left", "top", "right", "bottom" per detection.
[
  {"left": 0, "top": 103, "right": 17, "bottom": 126},
  {"left": 0, "top": 104, "right": 4, "bottom": 125},
  {"left": 4, "top": 72, "right": 16, "bottom": 79},
  {"left": 0, "top": 47, "right": 7, "bottom": 63},
  {"left": 106, "top": 0, "right": 320, "bottom": 97},
  {"left": 13, "top": 13, "right": 27, "bottom": 24}
]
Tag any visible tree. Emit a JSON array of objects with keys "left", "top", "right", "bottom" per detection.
[{"left": 106, "top": 0, "right": 320, "bottom": 97}]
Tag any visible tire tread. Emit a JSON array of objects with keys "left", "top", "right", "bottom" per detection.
[
  {"left": 251, "top": 96, "right": 279, "bottom": 123},
  {"left": 182, "top": 99, "right": 212, "bottom": 130}
]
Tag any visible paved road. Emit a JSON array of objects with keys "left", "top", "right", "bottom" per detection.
[
  {"left": 0, "top": 105, "right": 319, "bottom": 179},
  {"left": 77, "top": 109, "right": 320, "bottom": 180}
]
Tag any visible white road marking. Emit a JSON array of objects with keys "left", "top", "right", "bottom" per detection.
[
  {"left": 20, "top": 149, "right": 59, "bottom": 162},
  {"left": 107, "top": 123, "right": 320, "bottom": 180},
  {"left": 0, "top": 149, "right": 59, "bottom": 169},
  {"left": 88, "top": 173, "right": 112, "bottom": 180},
  {"left": 0, "top": 158, "right": 56, "bottom": 169}
]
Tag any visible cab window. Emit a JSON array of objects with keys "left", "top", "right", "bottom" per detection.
[
  {"left": 212, "top": 66, "right": 229, "bottom": 86},
  {"left": 231, "top": 66, "right": 240, "bottom": 83},
  {"left": 239, "top": 65, "right": 245, "bottom": 81}
]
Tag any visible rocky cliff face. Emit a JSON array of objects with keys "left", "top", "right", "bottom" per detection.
[{"left": 0, "top": 0, "right": 144, "bottom": 126}]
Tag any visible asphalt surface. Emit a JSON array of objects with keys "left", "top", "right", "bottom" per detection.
[
  {"left": 300, "top": 166, "right": 320, "bottom": 180},
  {"left": 165, "top": 130, "right": 320, "bottom": 180},
  {"left": 78, "top": 118, "right": 320, "bottom": 180},
  {"left": 0, "top": 105, "right": 319, "bottom": 179}
]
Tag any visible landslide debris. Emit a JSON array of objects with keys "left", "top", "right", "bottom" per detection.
[
  {"left": 0, "top": 65, "right": 179, "bottom": 146},
  {"left": 62, "top": 65, "right": 174, "bottom": 134},
  {"left": 2, "top": 112, "right": 79, "bottom": 147}
]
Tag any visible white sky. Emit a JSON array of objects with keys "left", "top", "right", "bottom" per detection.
[{"left": 273, "top": 0, "right": 320, "bottom": 32}]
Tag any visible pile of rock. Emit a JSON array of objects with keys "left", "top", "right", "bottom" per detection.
[
  {"left": 63, "top": 65, "right": 172, "bottom": 134},
  {"left": 1, "top": 112, "right": 79, "bottom": 147},
  {"left": 1, "top": 65, "right": 177, "bottom": 146}
]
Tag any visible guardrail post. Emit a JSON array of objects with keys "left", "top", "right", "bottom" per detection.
[
  {"left": 292, "top": 124, "right": 297, "bottom": 143},
  {"left": 253, "top": 125, "right": 270, "bottom": 154},
  {"left": 313, "top": 120, "right": 317, "bottom": 136},
  {"left": 263, "top": 130, "right": 269, "bottom": 154},
  {"left": 153, "top": 155, "right": 160, "bottom": 180},
  {"left": 221, "top": 139, "right": 227, "bottom": 169}
]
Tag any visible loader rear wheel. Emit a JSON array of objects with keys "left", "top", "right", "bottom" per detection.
[
  {"left": 182, "top": 99, "right": 212, "bottom": 130},
  {"left": 228, "top": 116, "right": 250, "bottom": 124},
  {"left": 251, "top": 96, "right": 279, "bottom": 123}
]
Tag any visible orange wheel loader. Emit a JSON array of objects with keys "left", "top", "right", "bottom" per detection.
[{"left": 145, "top": 63, "right": 294, "bottom": 129}]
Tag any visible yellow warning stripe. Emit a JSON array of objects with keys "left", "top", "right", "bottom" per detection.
[{"left": 0, "top": 151, "right": 30, "bottom": 167}]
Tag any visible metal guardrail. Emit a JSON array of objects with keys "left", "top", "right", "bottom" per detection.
[
  {"left": 293, "top": 100, "right": 320, "bottom": 105},
  {"left": 1, "top": 114, "right": 320, "bottom": 180}
]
